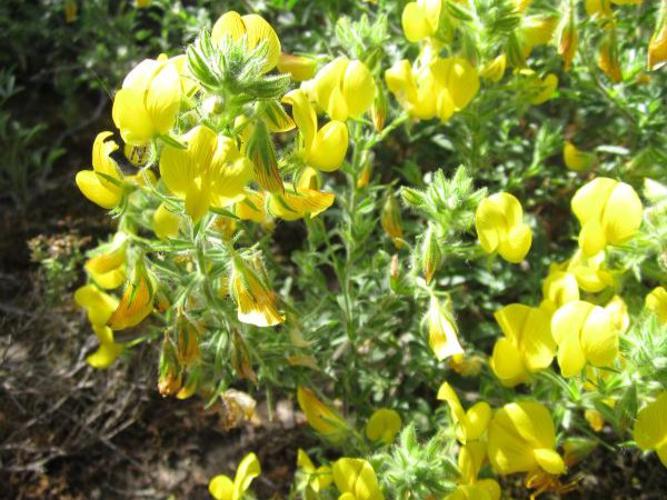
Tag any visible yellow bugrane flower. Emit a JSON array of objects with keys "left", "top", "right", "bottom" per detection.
[
  {"left": 112, "top": 56, "right": 181, "bottom": 145},
  {"left": 571, "top": 177, "right": 643, "bottom": 256},
  {"left": 209, "top": 452, "right": 261, "bottom": 500},
  {"left": 488, "top": 401, "right": 566, "bottom": 476},
  {"left": 75, "top": 132, "right": 125, "bottom": 209},
  {"left": 490, "top": 304, "right": 555, "bottom": 387},
  {"left": 519, "top": 15, "right": 559, "bottom": 58},
  {"left": 633, "top": 391, "right": 667, "bottom": 468},
  {"left": 332, "top": 457, "right": 384, "bottom": 500},
  {"left": 401, "top": 0, "right": 442, "bottom": 43},
  {"left": 565, "top": 249, "right": 613, "bottom": 293},
  {"left": 365, "top": 408, "right": 402, "bottom": 444},
  {"left": 551, "top": 300, "right": 617, "bottom": 377},
  {"left": 449, "top": 441, "right": 501, "bottom": 500},
  {"left": 480, "top": 54, "right": 507, "bottom": 83},
  {"left": 426, "top": 296, "right": 464, "bottom": 361},
  {"left": 297, "top": 386, "right": 350, "bottom": 443},
  {"left": 646, "top": 286, "right": 667, "bottom": 324},
  {"left": 282, "top": 89, "right": 348, "bottom": 172},
  {"left": 277, "top": 53, "right": 317, "bottom": 81},
  {"left": 304, "top": 56, "right": 376, "bottom": 121},
  {"left": 84, "top": 232, "right": 128, "bottom": 290},
  {"left": 230, "top": 257, "right": 284, "bottom": 327},
  {"left": 475, "top": 192, "right": 532, "bottom": 263},
  {"left": 437, "top": 382, "right": 491, "bottom": 443},
  {"left": 107, "top": 271, "right": 153, "bottom": 331},
  {"left": 563, "top": 141, "right": 597, "bottom": 172},
  {"left": 211, "top": 11, "right": 281, "bottom": 73},
  {"left": 527, "top": 72, "right": 559, "bottom": 105},
  {"left": 385, "top": 53, "right": 479, "bottom": 123}
]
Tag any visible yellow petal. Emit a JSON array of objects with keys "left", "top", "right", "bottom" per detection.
[
  {"left": 341, "top": 60, "right": 376, "bottom": 118},
  {"left": 307, "top": 121, "right": 349, "bottom": 172},
  {"left": 465, "top": 402, "right": 492, "bottom": 441},
  {"left": 427, "top": 297, "right": 464, "bottom": 360},
  {"left": 521, "top": 306, "right": 556, "bottom": 372},
  {"left": 75, "top": 170, "right": 122, "bottom": 209},
  {"left": 233, "top": 452, "right": 261, "bottom": 497},
  {"left": 646, "top": 286, "right": 667, "bottom": 324},
  {"left": 430, "top": 57, "right": 480, "bottom": 110},
  {"left": 579, "top": 220, "right": 607, "bottom": 257},
  {"left": 571, "top": 177, "right": 618, "bottom": 224},
  {"left": 332, "top": 458, "right": 384, "bottom": 500},
  {"left": 297, "top": 448, "right": 316, "bottom": 473},
  {"left": 533, "top": 448, "right": 566, "bottom": 475},
  {"left": 633, "top": 391, "right": 667, "bottom": 454},
  {"left": 74, "top": 284, "right": 119, "bottom": 327},
  {"left": 277, "top": 53, "right": 317, "bottom": 81},
  {"left": 310, "top": 57, "right": 349, "bottom": 120},
  {"left": 601, "top": 182, "right": 643, "bottom": 245},
  {"left": 402, "top": 2, "right": 432, "bottom": 43},
  {"left": 211, "top": 11, "right": 245, "bottom": 45},
  {"left": 268, "top": 187, "right": 335, "bottom": 221},
  {"left": 297, "top": 386, "right": 348, "bottom": 442},
  {"left": 241, "top": 14, "right": 281, "bottom": 72},
  {"left": 86, "top": 341, "right": 123, "bottom": 369},
  {"left": 365, "top": 408, "right": 402, "bottom": 444},
  {"left": 107, "top": 276, "right": 153, "bottom": 330},
  {"left": 282, "top": 89, "right": 317, "bottom": 153},
  {"left": 490, "top": 337, "right": 528, "bottom": 387},
  {"left": 112, "top": 87, "right": 157, "bottom": 145},
  {"left": 153, "top": 202, "right": 181, "bottom": 239},
  {"left": 145, "top": 61, "right": 181, "bottom": 135},
  {"left": 580, "top": 305, "right": 616, "bottom": 367},
  {"left": 208, "top": 474, "right": 234, "bottom": 500},
  {"left": 497, "top": 222, "right": 532, "bottom": 263}
]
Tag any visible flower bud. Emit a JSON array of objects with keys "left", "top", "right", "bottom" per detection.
[
  {"left": 356, "top": 152, "right": 373, "bottom": 189},
  {"left": 381, "top": 193, "right": 404, "bottom": 249},
  {"left": 426, "top": 296, "right": 464, "bottom": 361},
  {"left": 563, "top": 437, "right": 597, "bottom": 467},
  {"left": 557, "top": 10, "right": 579, "bottom": 71},
  {"left": 563, "top": 141, "right": 597, "bottom": 172},
  {"left": 480, "top": 54, "right": 507, "bottom": 83},
  {"left": 153, "top": 202, "right": 181, "bottom": 239},
  {"left": 64, "top": 0, "right": 77, "bottom": 23},
  {"left": 597, "top": 30, "right": 622, "bottom": 82},
  {"left": 107, "top": 264, "right": 154, "bottom": 330},
  {"left": 297, "top": 386, "right": 349, "bottom": 442},
  {"left": 421, "top": 223, "right": 441, "bottom": 284},
  {"left": 371, "top": 84, "right": 388, "bottom": 132}
]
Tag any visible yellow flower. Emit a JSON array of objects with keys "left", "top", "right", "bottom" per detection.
[
  {"left": 646, "top": 286, "right": 667, "bottom": 324},
  {"left": 551, "top": 300, "right": 617, "bottom": 377},
  {"left": 426, "top": 296, "right": 464, "bottom": 361},
  {"left": 648, "top": 1, "right": 667, "bottom": 70},
  {"left": 107, "top": 271, "right": 153, "bottom": 331},
  {"left": 584, "top": 408, "right": 605, "bottom": 432},
  {"left": 84, "top": 232, "right": 128, "bottom": 290},
  {"left": 539, "top": 266, "right": 579, "bottom": 317},
  {"left": 211, "top": 11, "right": 281, "bottom": 73},
  {"left": 297, "top": 449, "right": 333, "bottom": 495},
  {"left": 475, "top": 192, "right": 532, "bottom": 263},
  {"left": 365, "top": 408, "right": 402, "bottom": 444},
  {"left": 75, "top": 132, "right": 124, "bottom": 209},
  {"left": 210, "top": 138, "right": 255, "bottom": 207},
  {"left": 480, "top": 54, "right": 507, "bottom": 83},
  {"left": 153, "top": 202, "right": 182, "bottom": 239},
  {"left": 385, "top": 59, "right": 435, "bottom": 120},
  {"left": 282, "top": 89, "right": 348, "bottom": 172},
  {"left": 159, "top": 125, "right": 216, "bottom": 222},
  {"left": 278, "top": 53, "right": 317, "bottom": 81},
  {"left": 305, "top": 56, "right": 376, "bottom": 121},
  {"left": 136, "top": 0, "right": 151, "bottom": 7},
  {"left": 230, "top": 257, "right": 284, "bottom": 327},
  {"left": 209, "top": 452, "right": 261, "bottom": 500},
  {"left": 112, "top": 56, "right": 181, "bottom": 145},
  {"left": 297, "top": 386, "right": 349, "bottom": 443},
  {"left": 438, "top": 382, "right": 491, "bottom": 443},
  {"left": 633, "top": 391, "right": 667, "bottom": 467},
  {"left": 401, "top": 0, "right": 442, "bottom": 43},
  {"left": 429, "top": 57, "right": 480, "bottom": 121},
  {"left": 563, "top": 141, "right": 597, "bottom": 172},
  {"left": 449, "top": 353, "right": 484, "bottom": 377},
  {"left": 487, "top": 401, "right": 566, "bottom": 475},
  {"left": 235, "top": 190, "right": 272, "bottom": 226},
  {"left": 490, "top": 304, "right": 555, "bottom": 387},
  {"left": 332, "top": 458, "right": 384, "bottom": 500},
  {"left": 571, "top": 177, "right": 643, "bottom": 256}
]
